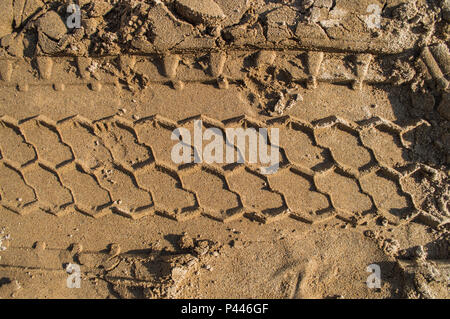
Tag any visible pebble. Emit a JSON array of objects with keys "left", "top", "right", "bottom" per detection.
[{"left": 204, "top": 264, "right": 213, "bottom": 271}]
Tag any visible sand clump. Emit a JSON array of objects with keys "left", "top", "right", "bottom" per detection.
[{"left": 174, "top": 0, "right": 226, "bottom": 25}]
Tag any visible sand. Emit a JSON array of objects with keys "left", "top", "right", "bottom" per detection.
[{"left": 0, "top": 0, "right": 448, "bottom": 299}]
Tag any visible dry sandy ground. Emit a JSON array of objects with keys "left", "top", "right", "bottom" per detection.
[{"left": 0, "top": 0, "right": 449, "bottom": 299}]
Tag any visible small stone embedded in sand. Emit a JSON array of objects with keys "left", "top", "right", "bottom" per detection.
[
  {"left": 178, "top": 233, "right": 194, "bottom": 250},
  {"left": 194, "top": 240, "right": 211, "bottom": 256},
  {"left": 172, "top": 80, "right": 185, "bottom": 90},
  {"left": 274, "top": 95, "right": 286, "bottom": 115},
  {"left": 217, "top": 76, "right": 228, "bottom": 89},
  {"left": 229, "top": 239, "right": 243, "bottom": 248},
  {"left": 204, "top": 264, "right": 213, "bottom": 271},
  {"left": 186, "top": 258, "right": 198, "bottom": 268},
  {"left": 364, "top": 230, "right": 375, "bottom": 239},
  {"left": 382, "top": 238, "right": 400, "bottom": 256},
  {"left": 175, "top": 0, "right": 226, "bottom": 25},
  {"left": 33, "top": 241, "right": 46, "bottom": 251},
  {"left": 37, "top": 11, "right": 67, "bottom": 40},
  {"left": 17, "top": 82, "right": 29, "bottom": 92},
  {"left": 0, "top": 228, "right": 10, "bottom": 252},
  {"left": 172, "top": 266, "right": 188, "bottom": 283},
  {"left": 109, "top": 243, "right": 121, "bottom": 256},
  {"left": 378, "top": 217, "right": 389, "bottom": 227}
]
